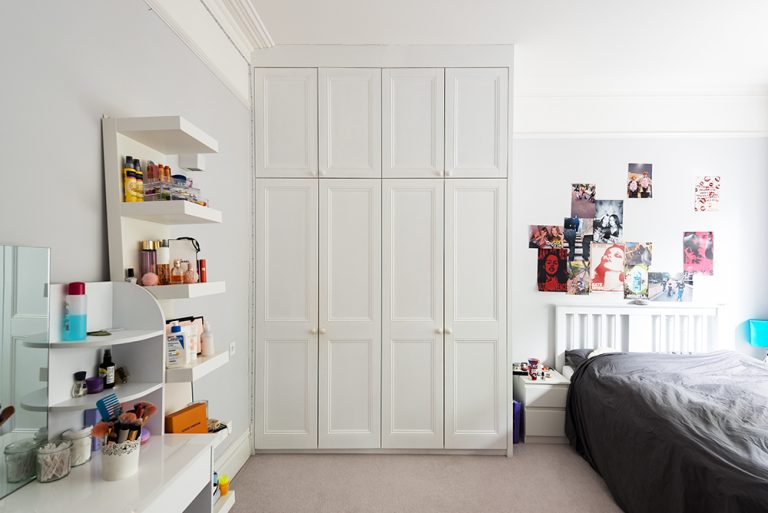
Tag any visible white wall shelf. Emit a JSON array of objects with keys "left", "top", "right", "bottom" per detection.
[
  {"left": 144, "top": 281, "right": 226, "bottom": 300},
  {"left": 20, "top": 389, "right": 47, "bottom": 412},
  {"left": 31, "top": 329, "right": 164, "bottom": 349},
  {"left": 50, "top": 382, "right": 164, "bottom": 412},
  {"left": 120, "top": 201, "right": 223, "bottom": 225},
  {"left": 211, "top": 420, "right": 233, "bottom": 449},
  {"left": 114, "top": 116, "right": 219, "bottom": 155},
  {"left": 214, "top": 491, "right": 236, "bottom": 513},
  {"left": 165, "top": 351, "right": 230, "bottom": 383}
]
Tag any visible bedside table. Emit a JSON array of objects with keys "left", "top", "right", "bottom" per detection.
[{"left": 513, "top": 369, "right": 570, "bottom": 443}]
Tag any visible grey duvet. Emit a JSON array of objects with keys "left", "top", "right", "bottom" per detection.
[{"left": 565, "top": 351, "right": 768, "bottom": 513}]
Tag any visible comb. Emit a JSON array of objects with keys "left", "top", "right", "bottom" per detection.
[{"left": 96, "top": 394, "right": 122, "bottom": 420}]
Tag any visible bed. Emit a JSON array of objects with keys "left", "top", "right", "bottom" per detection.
[{"left": 555, "top": 304, "right": 768, "bottom": 513}]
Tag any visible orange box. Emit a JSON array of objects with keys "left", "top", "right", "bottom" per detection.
[{"left": 165, "top": 402, "right": 208, "bottom": 434}]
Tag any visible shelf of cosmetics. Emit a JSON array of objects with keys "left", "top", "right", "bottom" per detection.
[
  {"left": 130, "top": 239, "right": 207, "bottom": 287},
  {"left": 122, "top": 155, "right": 207, "bottom": 206}
]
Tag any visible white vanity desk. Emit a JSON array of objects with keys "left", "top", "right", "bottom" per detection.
[{"left": 0, "top": 434, "right": 219, "bottom": 513}]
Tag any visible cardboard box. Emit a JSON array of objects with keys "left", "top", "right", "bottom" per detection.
[{"left": 165, "top": 402, "right": 208, "bottom": 434}]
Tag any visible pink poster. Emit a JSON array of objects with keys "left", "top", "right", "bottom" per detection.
[
  {"left": 683, "top": 231, "right": 714, "bottom": 275},
  {"left": 590, "top": 243, "right": 626, "bottom": 292}
]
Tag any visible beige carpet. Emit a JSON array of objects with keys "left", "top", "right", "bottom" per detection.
[{"left": 231, "top": 444, "right": 623, "bottom": 513}]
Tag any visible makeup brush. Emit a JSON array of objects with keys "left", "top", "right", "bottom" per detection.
[{"left": 0, "top": 405, "right": 15, "bottom": 427}]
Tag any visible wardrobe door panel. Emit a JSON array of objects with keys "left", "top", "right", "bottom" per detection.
[
  {"left": 382, "top": 69, "right": 444, "bottom": 178},
  {"left": 382, "top": 180, "right": 444, "bottom": 448},
  {"left": 254, "top": 68, "right": 318, "bottom": 178},
  {"left": 319, "top": 179, "right": 381, "bottom": 448},
  {"left": 255, "top": 179, "right": 318, "bottom": 449},
  {"left": 319, "top": 68, "right": 381, "bottom": 178},
  {"left": 444, "top": 179, "right": 507, "bottom": 449},
  {"left": 445, "top": 68, "right": 508, "bottom": 178}
]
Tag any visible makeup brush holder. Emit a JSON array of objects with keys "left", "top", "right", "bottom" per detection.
[{"left": 101, "top": 440, "right": 140, "bottom": 481}]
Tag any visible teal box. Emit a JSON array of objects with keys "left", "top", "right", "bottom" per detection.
[{"left": 748, "top": 319, "right": 768, "bottom": 347}]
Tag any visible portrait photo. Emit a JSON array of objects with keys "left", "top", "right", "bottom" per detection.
[
  {"left": 570, "top": 183, "right": 596, "bottom": 218},
  {"left": 537, "top": 248, "right": 568, "bottom": 292},
  {"left": 593, "top": 200, "right": 624, "bottom": 243},
  {"left": 627, "top": 163, "right": 653, "bottom": 199},
  {"left": 590, "top": 243, "right": 625, "bottom": 292},
  {"left": 683, "top": 231, "right": 714, "bottom": 275}
]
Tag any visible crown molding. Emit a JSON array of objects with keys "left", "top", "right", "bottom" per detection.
[{"left": 202, "top": 0, "right": 275, "bottom": 60}]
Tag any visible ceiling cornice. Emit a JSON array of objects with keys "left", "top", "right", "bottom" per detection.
[{"left": 203, "top": 0, "right": 275, "bottom": 60}]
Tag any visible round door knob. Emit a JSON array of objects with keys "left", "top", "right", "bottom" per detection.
[
  {"left": 319, "top": 328, "right": 327, "bottom": 335},
  {"left": 435, "top": 328, "right": 443, "bottom": 334},
  {"left": 310, "top": 328, "right": 318, "bottom": 335},
  {"left": 445, "top": 328, "right": 453, "bottom": 335}
]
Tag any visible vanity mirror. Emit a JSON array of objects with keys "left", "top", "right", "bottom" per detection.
[{"left": 0, "top": 245, "right": 49, "bottom": 499}]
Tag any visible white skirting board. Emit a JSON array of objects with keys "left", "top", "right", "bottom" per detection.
[{"left": 215, "top": 429, "right": 251, "bottom": 479}]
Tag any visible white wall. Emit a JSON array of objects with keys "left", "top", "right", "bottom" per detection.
[
  {"left": 511, "top": 136, "right": 768, "bottom": 364},
  {"left": 0, "top": 1, "right": 251, "bottom": 456}
]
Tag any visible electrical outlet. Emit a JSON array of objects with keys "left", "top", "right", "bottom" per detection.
[{"left": 229, "top": 341, "right": 236, "bottom": 356}]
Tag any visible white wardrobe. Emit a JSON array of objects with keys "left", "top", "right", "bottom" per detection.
[{"left": 254, "top": 51, "right": 510, "bottom": 452}]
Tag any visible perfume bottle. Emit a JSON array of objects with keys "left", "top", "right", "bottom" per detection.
[{"left": 171, "top": 260, "right": 184, "bottom": 284}]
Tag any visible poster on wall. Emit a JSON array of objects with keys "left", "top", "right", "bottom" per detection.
[
  {"left": 694, "top": 176, "right": 721, "bottom": 212},
  {"left": 625, "top": 242, "right": 653, "bottom": 267},
  {"left": 567, "top": 261, "right": 590, "bottom": 295},
  {"left": 563, "top": 217, "right": 594, "bottom": 262},
  {"left": 528, "top": 225, "right": 565, "bottom": 249},
  {"left": 593, "top": 200, "right": 624, "bottom": 243},
  {"left": 649, "top": 272, "right": 693, "bottom": 302},
  {"left": 627, "top": 163, "right": 653, "bottom": 198},
  {"left": 624, "top": 264, "right": 649, "bottom": 299},
  {"left": 537, "top": 248, "right": 568, "bottom": 292},
  {"left": 590, "top": 243, "right": 625, "bottom": 292},
  {"left": 683, "top": 231, "right": 714, "bottom": 275},
  {"left": 570, "top": 183, "right": 596, "bottom": 218}
]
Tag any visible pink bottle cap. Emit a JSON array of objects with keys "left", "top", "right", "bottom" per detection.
[{"left": 68, "top": 282, "right": 86, "bottom": 295}]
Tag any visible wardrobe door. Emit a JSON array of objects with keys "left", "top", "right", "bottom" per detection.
[
  {"left": 445, "top": 68, "right": 508, "bottom": 178},
  {"left": 318, "top": 179, "right": 381, "bottom": 448},
  {"left": 382, "top": 180, "right": 444, "bottom": 449},
  {"left": 255, "top": 179, "right": 318, "bottom": 449},
  {"left": 382, "top": 69, "right": 444, "bottom": 178},
  {"left": 444, "top": 179, "right": 507, "bottom": 449},
  {"left": 254, "top": 68, "right": 318, "bottom": 178},
  {"left": 319, "top": 68, "right": 381, "bottom": 178}
]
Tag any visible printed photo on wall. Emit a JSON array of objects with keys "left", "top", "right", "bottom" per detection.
[
  {"left": 694, "top": 176, "right": 721, "bottom": 212},
  {"left": 624, "top": 264, "right": 649, "bottom": 299},
  {"left": 528, "top": 225, "right": 565, "bottom": 249},
  {"left": 571, "top": 183, "right": 597, "bottom": 218},
  {"left": 564, "top": 217, "right": 594, "bottom": 262},
  {"left": 649, "top": 272, "right": 693, "bottom": 302},
  {"left": 537, "top": 248, "right": 568, "bottom": 292},
  {"left": 593, "top": 200, "right": 624, "bottom": 243},
  {"left": 627, "top": 163, "right": 653, "bottom": 198},
  {"left": 683, "top": 231, "right": 714, "bottom": 275},
  {"left": 590, "top": 243, "right": 625, "bottom": 293},
  {"left": 567, "top": 260, "right": 590, "bottom": 295},
  {"left": 625, "top": 242, "right": 653, "bottom": 267}
]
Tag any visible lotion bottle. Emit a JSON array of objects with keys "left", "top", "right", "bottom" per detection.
[
  {"left": 62, "top": 282, "right": 87, "bottom": 341},
  {"left": 201, "top": 322, "right": 215, "bottom": 356}
]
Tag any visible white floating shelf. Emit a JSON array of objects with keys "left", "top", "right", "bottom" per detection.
[
  {"left": 144, "top": 281, "right": 226, "bottom": 301},
  {"left": 38, "top": 329, "right": 163, "bottom": 349},
  {"left": 211, "top": 420, "right": 233, "bottom": 450},
  {"left": 115, "top": 116, "right": 219, "bottom": 154},
  {"left": 50, "top": 382, "right": 163, "bottom": 412},
  {"left": 214, "top": 490, "right": 236, "bottom": 513},
  {"left": 121, "top": 201, "right": 222, "bottom": 224},
  {"left": 166, "top": 351, "right": 230, "bottom": 383}
]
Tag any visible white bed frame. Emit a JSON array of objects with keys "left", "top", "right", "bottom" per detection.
[{"left": 555, "top": 304, "right": 724, "bottom": 373}]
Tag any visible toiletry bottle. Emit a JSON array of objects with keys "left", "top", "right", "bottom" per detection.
[
  {"left": 122, "top": 156, "right": 135, "bottom": 202},
  {"left": 125, "top": 268, "right": 137, "bottom": 284},
  {"left": 201, "top": 322, "right": 215, "bottom": 356},
  {"left": 156, "top": 239, "right": 171, "bottom": 285},
  {"left": 99, "top": 349, "right": 116, "bottom": 389},
  {"left": 180, "top": 324, "right": 195, "bottom": 363},
  {"left": 62, "top": 282, "right": 87, "bottom": 341},
  {"left": 198, "top": 258, "right": 207, "bottom": 283},
  {"left": 170, "top": 259, "right": 184, "bottom": 284},
  {"left": 71, "top": 371, "right": 87, "bottom": 398},
  {"left": 139, "top": 240, "right": 157, "bottom": 278},
  {"left": 134, "top": 159, "right": 144, "bottom": 202},
  {"left": 167, "top": 324, "right": 184, "bottom": 368}
]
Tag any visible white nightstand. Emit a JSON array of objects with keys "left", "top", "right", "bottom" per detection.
[{"left": 513, "top": 369, "right": 570, "bottom": 444}]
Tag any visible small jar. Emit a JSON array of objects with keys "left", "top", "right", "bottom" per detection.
[
  {"left": 62, "top": 427, "right": 92, "bottom": 467},
  {"left": 71, "top": 371, "right": 87, "bottom": 398},
  {"left": 36, "top": 440, "right": 72, "bottom": 483},
  {"left": 4, "top": 439, "right": 39, "bottom": 483}
]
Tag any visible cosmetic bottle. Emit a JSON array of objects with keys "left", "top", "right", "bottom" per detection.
[
  {"left": 198, "top": 258, "right": 207, "bottom": 283},
  {"left": 71, "top": 371, "right": 87, "bottom": 398},
  {"left": 167, "top": 324, "right": 185, "bottom": 368},
  {"left": 62, "top": 282, "right": 87, "bottom": 341},
  {"left": 139, "top": 240, "right": 157, "bottom": 278},
  {"left": 201, "top": 322, "right": 215, "bottom": 356},
  {"left": 99, "top": 349, "right": 116, "bottom": 389},
  {"left": 125, "top": 268, "right": 137, "bottom": 284},
  {"left": 170, "top": 260, "right": 184, "bottom": 284},
  {"left": 123, "top": 156, "right": 135, "bottom": 202},
  {"left": 156, "top": 239, "right": 170, "bottom": 285},
  {"left": 133, "top": 159, "right": 144, "bottom": 202}
]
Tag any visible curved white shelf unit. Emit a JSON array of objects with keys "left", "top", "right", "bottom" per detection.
[
  {"left": 26, "top": 329, "right": 164, "bottom": 349},
  {"left": 20, "top": 389, "right": 48, "bottom": 412},
  {"left": 144, "top": 281, "right": 226, "bottom": 300},
  {"left": 50, "top": 382, "right": 163, "bottom": 412},
  {"left": 165, "top": 351, "right": 230, "bottom": 383},
  {"left": 120, "top": 200, "right": 222, "bottom": 224}
]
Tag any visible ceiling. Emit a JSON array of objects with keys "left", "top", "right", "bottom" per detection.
[{"left": 249, "top": 0, "right": 768, "bottom": 95}]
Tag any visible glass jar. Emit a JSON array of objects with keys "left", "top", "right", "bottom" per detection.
[
  {"left": 4, "top": 439, "right": 39, "bottom": 483},
  {"left": 62, "top": 427, "right": 92, "bottom": 467},
  {"left": 36, "top": 440, "right": 72, "bottom": 483}
]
